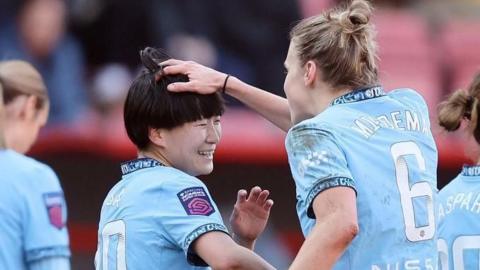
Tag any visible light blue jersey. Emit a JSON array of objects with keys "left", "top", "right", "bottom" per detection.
[
  {"left": 95, "top": 158, "right": 229, "bottom": 270},
  {"left": 285, "top": 86, "right": 438, "bottom": 269},
  {"left": 0, "top": 149, "right": 70, "bottom": 270},
  {"left": 438, "top": 165, "right": 480, "bottom": 270}
]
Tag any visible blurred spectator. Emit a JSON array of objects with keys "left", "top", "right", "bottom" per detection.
[
  {"left": 208, "top": 0, "right": 301, "bottom": 98},
  {"left": 0, "top": 0, "right": 20, "bottom": 25},
  {"left": 70, "top": 0, "right": 153, "bottom": 69},
  {"left": 150, "top": 0, "right": 300, "bottom": 100},
  {"left": 0, "top": 0, "right": 88, "bottom": 125},
  {"left": 84, "top": 63, "right": 131, "bottom": 139},
  {"left": 150, "top": 0, "right": 218, "bottom": 67}
]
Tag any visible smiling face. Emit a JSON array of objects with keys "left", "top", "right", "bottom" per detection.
[{"left": 160, "top": 116, "right": 222, "bottom": 176}]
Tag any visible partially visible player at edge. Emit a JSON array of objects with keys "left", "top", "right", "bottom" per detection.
[
  {"left": 0, "top": 60, "right": 70, "bottom": 270},
  {"left": 437, "top": 72, "right": 480, "bottom": 270},
  {"left": 160, "top": 0, "right": 438, "bottom": 269},
  {"left": 95, "top": 47, "right": 275, "bottom": 270}
]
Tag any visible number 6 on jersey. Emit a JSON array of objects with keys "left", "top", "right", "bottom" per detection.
[{"left": 391, "top": 141, "right": 435, "bottom": 242}]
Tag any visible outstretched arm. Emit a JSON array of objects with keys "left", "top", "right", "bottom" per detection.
[
  {"left": 229, "top": 186, "right": 274, "bottom": 250},
  {"left": 161, "top": 59, "right": 292, "bottom": 132},
  {"left": 289, "top": 187, "right": 358, "bottom": 270}
]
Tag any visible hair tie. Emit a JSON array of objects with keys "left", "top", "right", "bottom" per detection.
[
  {"left": 464, "top": 95, "right": 475, "bottom": 120},
  {"left": 222, "top": 74, "right": 230, "bottom": 94}
]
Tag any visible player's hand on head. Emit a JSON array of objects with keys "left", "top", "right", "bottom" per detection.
[
  {"left": 161, "top": 59, "right": 227, "bottom": 95},
  {"left": 229, "top": 186, "right": 274, "bottom": 243}
]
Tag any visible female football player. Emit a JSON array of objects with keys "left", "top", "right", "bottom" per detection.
[
  {"left": 95, "top": 47, "right": 275, "bottom": 270},
  {"left": 161, "top": 0, "right": 438, "bottom": 268}
]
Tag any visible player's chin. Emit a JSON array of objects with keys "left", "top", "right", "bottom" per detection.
[
  {"left": 192, "top": 161, "right": 214, "bottom": 176},
  {"left": 201, "top": 162, "right": 214, "bottom": 175}
]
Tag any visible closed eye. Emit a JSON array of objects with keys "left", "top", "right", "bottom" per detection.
[{"left": 194, "top": 121, "right": 208, "bottom": 127}]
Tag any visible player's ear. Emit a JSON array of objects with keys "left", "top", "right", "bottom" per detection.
[
  {"left": 5, "top": 95, "right": 31, "bottom": 121},
  {"left": 21, "top": 95, "right": 38, "bottom": 122},
  {"left": 304, "top": 60, "right": 317, "bottom": 88},
  {"left": 148, "top": 127, "right": 168, "bottom": 148}
]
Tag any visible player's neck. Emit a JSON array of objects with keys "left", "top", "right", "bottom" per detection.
[
  {"left": 310, "top": 84, "right": 352, "bottom": 115},
  {"left": 138, "top": 149, "right": 172, "bottom": 167},
  {"left": 476, "top": 157, "right": 480, "bottom": 165}
]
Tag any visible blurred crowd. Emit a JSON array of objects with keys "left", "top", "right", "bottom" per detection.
[{"left": 0, "top": 0, "right": 479, "bottom": 131}]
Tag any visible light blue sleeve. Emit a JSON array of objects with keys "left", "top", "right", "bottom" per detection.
[
  {"left": 158, "top": 176, "right": 229, "bottom": 266},
  {"left": 22, "top": 165, "right": 70, "bottom": 263},
  {"left": 29, "top": 256, "right": 70, "bottom": 270},
  {"left": 287, "top": 123, "right": 356, "bottom": 218}
]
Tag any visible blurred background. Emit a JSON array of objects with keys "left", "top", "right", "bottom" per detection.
[{"left": 1, "top": 0, "right": 479, "bottom": 268}]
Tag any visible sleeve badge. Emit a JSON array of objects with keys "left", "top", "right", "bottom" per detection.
[{"left": 177, "top": 187, "right": 215, "bottom": 216}]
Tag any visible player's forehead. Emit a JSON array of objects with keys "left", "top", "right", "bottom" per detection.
[{"left": 285, "top": 41, "right": 300, "bottom": 67}]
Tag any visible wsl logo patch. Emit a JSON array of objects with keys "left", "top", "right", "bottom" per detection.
[
  {"left": 43, "top": 192, "right": 65, "bottom": 230},
  {"left": 177, "top": 187, "right": 214, "bottom": 216}
]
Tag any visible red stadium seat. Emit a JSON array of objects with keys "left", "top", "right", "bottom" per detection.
[
  {"left": 439, "top": 19, "right": 480, "bottom": 91},
  {"left": 373, "top": 9, "right": 441, "bottom": 119}
]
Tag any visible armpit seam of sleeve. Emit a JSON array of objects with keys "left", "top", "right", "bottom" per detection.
[
  {"left": 25, "top": 246, "right": 71, "bottom": 263},
  {"left": 184, "top": 223, "right": 229, "bottom": 266},
  {"left": 306, "top": 176, "right": 357, "bottom": 219}
]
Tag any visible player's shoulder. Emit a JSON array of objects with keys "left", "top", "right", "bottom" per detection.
[
  {"left": 388, "top": 88, "right": 428, "bottom": 108},
  {"left": 0, "top": 150, "right": 59, "bottom": 184},
  {"left": 287, "top": 113, "right": 341, "bottom": 145},
  {"left": 160, "top": 167, "right": 206, "bottom": 191},
  {"left": 123, "top": 165, "right": 206, "bottom": 195},
  {"left": 388, "top": 87, "right": 423, "bottom": 98},
  {"left": 438, "top": 174, "right": 463, "bottom": 199}
]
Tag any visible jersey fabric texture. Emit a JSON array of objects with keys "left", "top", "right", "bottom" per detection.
[
  {"left": 0, "top": 149, "right": 70, "bottom": 270},
  {"left": 438, "top": 165, "right": 480, "bottom": 270},
  {"left": 95, "top": 158, "right": 228, "bottom": 270},
  {"left": 285, "top": 86, "right": 438, "bottom": 269}
]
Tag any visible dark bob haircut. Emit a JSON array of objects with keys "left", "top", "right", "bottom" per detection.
[{"left": 124, "top": 47, "right": 225, "bottom": 150}]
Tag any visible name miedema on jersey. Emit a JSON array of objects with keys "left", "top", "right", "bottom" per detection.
[{"left": 352, "top": 109, "right": 429, "bottom": 139}]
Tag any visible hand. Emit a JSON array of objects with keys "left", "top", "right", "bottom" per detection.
[
  {"left": 229, "top": 186, "right": 274, "bottom": 248},
  {"left": 161, "top": 59, "right": 228, "bottom": 94}
]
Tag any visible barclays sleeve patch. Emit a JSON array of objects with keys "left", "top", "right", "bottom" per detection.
[{"left": 177, "top": 187, "right": 215, "bottom": 216}]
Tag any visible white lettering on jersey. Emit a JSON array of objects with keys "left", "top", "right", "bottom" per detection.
[
  {"left": 105, "top": 188, "right": 125, "bottom": 208},
  {"left": 352, "top": 110, "right": 427, "bottom": 139}
]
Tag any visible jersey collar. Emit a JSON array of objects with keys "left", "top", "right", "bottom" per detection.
[
  {"left": 120, "top": 158, "right": 165, "bottom": 175},
  {"left": 331, "top": 85, "right": 385, "bottom": 106},
  {"left": 462, "top": 165, "right": 480, "bottom": 177}
]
